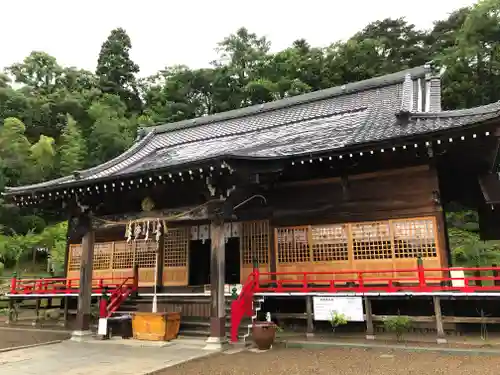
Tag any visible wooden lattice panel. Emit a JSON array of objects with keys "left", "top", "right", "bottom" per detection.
[
  {"left": 112, "top": 241, "right": 133, "bottom": 269},
  {"left": 311, "top": 224, "right": 349, "bottom": 262},
  {"left": 134, "top": 240, "right": 158, "bottom": 268},
  {"left": 93, "top": 243, "right": 112, "bottom": 270},
  {"left": 392, "top": 218, "right": 437, "bottom": 258},
  {"left": 241, "top": 221, "right": 270, "bottom": 265},
  {"left": 68, "top": 245, "right": 82, "bottom": 271},
  {"left": 164, "top": 227, "right": 189, "bottom": 267},
  {"left": 351, "top": 221, "right": 392, "bottom": 260},
  {"left": 277, "top": 226, "right": 310, "bottom": 264}
]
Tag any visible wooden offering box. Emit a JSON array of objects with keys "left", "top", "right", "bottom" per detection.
[{"left": 132, "top": 312, "right": 181, "bottom": 341}]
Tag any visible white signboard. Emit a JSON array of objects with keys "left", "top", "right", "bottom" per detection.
[
  {"left": 98, "top": 318, "right": 108, "bottom": 335},
  {"left": 313, "top": 296, "right": 364, "bottom": 322}
]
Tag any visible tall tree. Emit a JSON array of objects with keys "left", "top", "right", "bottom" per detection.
[
  {"left": 30, "top": 134, "right": 56, "bottom": 181},
  {"left": 58, "top": 114, "right": 87, "bottom": 176},
  {"left": 0, "top": 117, "right": 31, "bottom": 185},
  {"left": 96, "top": 28, "right": 141, "bottom": 113}
]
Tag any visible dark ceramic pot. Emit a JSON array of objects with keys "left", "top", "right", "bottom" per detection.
[{"left": 252, "top": 322, "right": 276, "bottom": 350}]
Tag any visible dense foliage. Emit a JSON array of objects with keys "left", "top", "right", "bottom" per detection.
[{"left": 1, "top": 0, "right": 500, "bottom": 273}]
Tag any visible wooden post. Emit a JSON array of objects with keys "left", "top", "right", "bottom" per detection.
[
  {"left": 364, "top": 297, "right": 375, "bottom": 340},
  {"left": 73, "top": 216, "right": 95, "bottom": 340},
  {"left": 433, "top": 295, "right": 447, "bottom": 344},
  {"left": 156, "top": 232, "right": 165, "bottom": 290},
  {"left": 6, "top": 299, "right": 14, "bottom": 325},
  {"left": 305, "top": 296, "right": 314, "bottom": 337},
  {"left": 269, "top": 224, "right": 277, "bottom": 282},
  {"left": 62, "top": 296, "right": 69, "bottom": 328},
  {"left": 33, "top": 298, "right": 40, "bottom": 326},
  {"left": 205, "top": 216, "right": 228, "bottom": 349}
]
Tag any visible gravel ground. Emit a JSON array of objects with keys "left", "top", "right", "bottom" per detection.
[
  {"left": 0, "top": 328, "right": 70, "bottom": 350},
  {"left": 156, "top": 347, "right": 500, "bottom": 375}
]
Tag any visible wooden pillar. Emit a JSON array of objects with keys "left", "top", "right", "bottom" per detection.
[
  {"left": 206, "top": 216, "right": 227, "bottom": 348},
  {"left": 62, "top": 296, "right": 69, "bottom": 328},
  {"left": 364, "top": 297, "right": 375, "bottom": 339},
  {"left": 32, "top": 298, "right": 40, "bottom": 326},
  {"left": 156, "top": 233, "right": 165, "bottom": 291},
  {"left": 269, "top": 224, "right": 277, "bottom": 282},
  {"left": 433, "top": 295, "right": 447, "bottom": 344},
  {"left": 305, "top": 296, "right": 314, "bottom": 337},
  {"left": 73, "top": 216, "right": 95, "bottom": 338}
]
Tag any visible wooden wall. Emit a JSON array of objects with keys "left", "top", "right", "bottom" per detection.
[
  {"left": 269, "top": 165, "right": 446, "bottom": 282},
  {"left": 67, "top": 165, "right": 447, "bottom": 287}
]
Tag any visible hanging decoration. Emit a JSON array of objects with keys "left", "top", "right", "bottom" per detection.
[
  {"left": 154, "top": 220, "right": 163, "bottom": 242},
  {"left": 126, "top": 221, "right": 133, "bottom": 242},
  {"left": 124, "top": 218, "right": 166, "bottom": 243}
]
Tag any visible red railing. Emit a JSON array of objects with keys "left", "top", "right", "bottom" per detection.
[
  {"left": 230, "top": 273, "right": 258, "bottom": 343},
  {"left": 230, "top": 265, "right": 500, "bottom": 342},
  {"left": 253, "top": 266, "right": 500, "bottom": 293},
  {"left": 9, "top": 276, "right": 137, "bottom": 295}
]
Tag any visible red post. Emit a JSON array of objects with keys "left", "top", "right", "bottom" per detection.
[
  {"left": 302, "top": 272, "right": 308, "bottom": 292},
  {"left": 10, "top": 273, "right": 17, "bottom": 294},
  {"left": 358, "top": 272, "right": 364, "bottom": 291},
  {"left": 99, "top": 296, "right": 107, "bottom": 318},
  {"left": 254, "top": 269, "right": 260, "bottom": 291},
  {"left": 417, "top": 257, "right": 425, "bottom": 288}
]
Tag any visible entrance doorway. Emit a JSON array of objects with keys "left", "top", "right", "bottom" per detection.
[
  {"left": 187, "top": 238, "right": 242, "bottom": 286},
  {"left": 188, "top": 240, "right": 211, "bottom": 286},
  {"left": 225, "top": 238, "right": 240, "bottom": 284}
]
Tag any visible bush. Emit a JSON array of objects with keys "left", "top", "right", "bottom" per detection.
[
  {"left": 383, "top": 315, "right": 412, "bottom": 341},
  {"left": 329, "top": 311, "right": 348, "bottom": 332},
  {"left": 0, "top": 261, "right": 4, "bottom": 277}
]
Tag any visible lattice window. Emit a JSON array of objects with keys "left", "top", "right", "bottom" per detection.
[
  {"left": 311, "top": 224, "right": 349, "bottom": 261},
  {"left": 393, "top": 218, "right": 437, "bottom": 258},
  {"left": 352, "top": 221, "right": 392, "bottom": 260},
  {"left": 134, "top": 240, "right": 158, "bottom": 268},
  {"left": 112, "top": 242, "right": 133, "bottom": 269},
  {"left": 277, "top": 227, "right": 310, "bottom": 264},
  {"left": 93, "top": 243, "right": 111, "bottom": 270},
  {"left": 68, "top": 245, "right": 82, "bottom": 271},
  {"left": 164, "top": 227, "right": 189, "bottom": 267},
  {"left": 241, "top": 221, "right": 270, "bottom": 265}
]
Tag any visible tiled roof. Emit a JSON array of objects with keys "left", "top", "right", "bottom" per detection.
[{"left": 7, "top": 65, "right": 499, "bottom": 195}]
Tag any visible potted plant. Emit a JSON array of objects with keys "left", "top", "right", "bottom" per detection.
[{"left": 252, "top": 312, "right": 281, "bottom": 350}]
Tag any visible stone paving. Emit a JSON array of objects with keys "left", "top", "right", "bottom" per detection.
[{"left": 0, "top": 337, "right": 216, "bottom": 375}]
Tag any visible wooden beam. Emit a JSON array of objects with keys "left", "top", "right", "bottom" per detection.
[
  {"left": 206, "top": 214, "right": 228, "bottom": 347},
  {"left": 276, "top": 165, "right": 430, "bottom": 188},
  {"left": 272, "top": 312, "right": 500, "bottom": 324},
  {"left": 305, "top": 296, "right": 314, "bottom": 337},
  {"left": 433, "top": 296, "right": 447, "bottom": 344},
  {"left": 364, "top": 297, "right": 375, "bottom": 340},
  {"left": 74, "top": 215, "right": 94, "bottom": 336}
]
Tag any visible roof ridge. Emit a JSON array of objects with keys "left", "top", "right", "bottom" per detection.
[{"left": 143, "top": 65, "right": 430, "bottom": 136}]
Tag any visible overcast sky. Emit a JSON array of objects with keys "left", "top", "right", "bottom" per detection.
[{"left": 1, "top": 0, "right": 476, "bottom": 77}]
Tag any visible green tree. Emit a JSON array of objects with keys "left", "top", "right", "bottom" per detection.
[
  {"left": 58, "top": 114, "right": 87, "bottom": 176},
  {"left": 0, "top": 117, "right": 31, "bottom": 184},
  {"left": 96, "top": 28, "right": 141, "bottom": 113},
  {"left": 87, "top": 96, "right": 133, "bottom": 165},
  {"left": 30, "top": 134, "right": 56, "bottom": 181}
]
